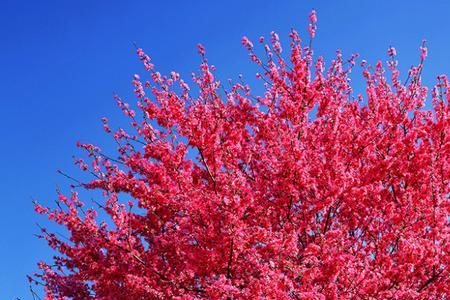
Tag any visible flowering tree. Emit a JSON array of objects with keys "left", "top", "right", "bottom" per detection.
[{"left": 32, "top": 11, "right": 450, "bottom": 299}]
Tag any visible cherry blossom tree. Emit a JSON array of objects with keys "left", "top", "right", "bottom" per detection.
[{"left": 32, "top": 11, "right": 450, "bottom": 299}]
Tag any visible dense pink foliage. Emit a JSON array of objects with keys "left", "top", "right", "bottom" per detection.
[{"left": 32, "top": 12, "right": 450, "bottom": 299}]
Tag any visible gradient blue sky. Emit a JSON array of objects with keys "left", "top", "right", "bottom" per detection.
[{"left": 1, "top": 0, "right": 450, "bottom": 298}]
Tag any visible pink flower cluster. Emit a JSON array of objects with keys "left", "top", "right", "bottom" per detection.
[{"left": 32, "top": 11, "right": 450, "bottom": 299}]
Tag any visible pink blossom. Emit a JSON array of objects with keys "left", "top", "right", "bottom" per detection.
[
  {"left": 197, "top": 43, "right": 205, "bottom": 56},
  {"left": 241, "top": 36, "right": 254, "bottom": 50},
  {"left": 309, "top": 9, "right": 317, "bottom": 23},
  {"left": 388, "top": 46, "right": 397, "bottom": 57}
]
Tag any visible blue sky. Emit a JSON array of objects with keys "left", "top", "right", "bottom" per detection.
[{"left": 1, "top": 0, "right": 450, "bottom": 298}]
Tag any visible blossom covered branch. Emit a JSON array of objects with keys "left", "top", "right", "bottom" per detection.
[{"left": 32, "top": 11, "right": 450, "bottom": 299}]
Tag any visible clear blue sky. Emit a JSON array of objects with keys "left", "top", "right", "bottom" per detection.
[{"left": 1, "top": 0, "right": 450, "bottom": 298}]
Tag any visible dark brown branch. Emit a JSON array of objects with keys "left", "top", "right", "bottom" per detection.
[
  {"left": 198, "top": 148, "right": 217, "bottom": 193},
  {"left": 417, "top": 270, "right": 442, "bottom": 293},
  {"left": 226, "top": 238, "right": 234, "bottom": 279}
]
